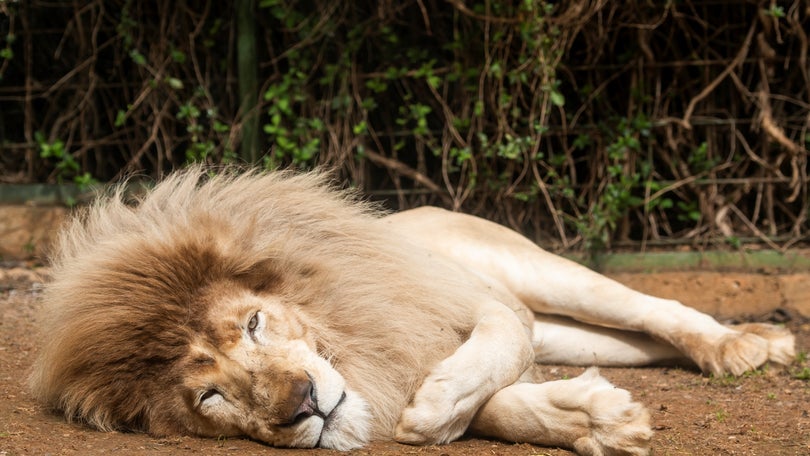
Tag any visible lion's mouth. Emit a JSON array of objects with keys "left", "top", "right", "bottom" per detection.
[
  {"left": 316, "top": 390, "right": 347, "bottom": 446},
  {"left": 322, "top": 391, "right": 347, "bottom": 427},
  {"left": 284, "top": 378, "right": 347, "bottom": 430}
]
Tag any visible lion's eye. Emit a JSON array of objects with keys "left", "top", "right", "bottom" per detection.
[
  {"left": 247, "top": 312, "right": 259, "bottom": 334},
  {"left": 199, "top": 388, "right": 221, "bottom": 404}
]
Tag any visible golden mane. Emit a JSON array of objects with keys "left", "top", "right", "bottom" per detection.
[{"left": 29, "top": 167, "right": 483, "bottom": 439}]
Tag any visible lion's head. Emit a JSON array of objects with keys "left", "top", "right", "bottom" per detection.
[
  {"left": 29, "top": 168, "right": 475, "bottom": 449},
  {"left": 163, "top": 272, "right": 373, "bottom": 450}
]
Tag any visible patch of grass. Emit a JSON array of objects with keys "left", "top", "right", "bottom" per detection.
[
  {"left": 792, "top": 366, "right": 810, "bottom": 381},
  {"left": 795, "top": 350, "right": 808, "bottom": 364},
  {"left": 709, "top": 368, "right": 766, "bottom": 387},
  {"left": 715, "top": 408, "right": 729, "bottom": 422},
  {"left": 744, "top": 367, "right": 767, "bottom": 378},
  {"left": 709, "top": 373, "right": 740, "bottom": 387}
]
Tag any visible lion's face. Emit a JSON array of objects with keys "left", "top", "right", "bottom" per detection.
[{"left": 176, "top": 281, "right": 371, "bottom": 449}]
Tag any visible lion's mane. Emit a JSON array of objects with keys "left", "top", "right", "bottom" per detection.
[{"left": 29, "top": 167, "right": 484, "bottom": 440}]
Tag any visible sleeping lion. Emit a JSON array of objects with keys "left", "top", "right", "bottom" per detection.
[{"left": 29, "top": 167, "right": 795, "bottom": 455}]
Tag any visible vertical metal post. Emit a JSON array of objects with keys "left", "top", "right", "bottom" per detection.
[{"left": 236, "top": 0, "right": 259, "bottom": 164}]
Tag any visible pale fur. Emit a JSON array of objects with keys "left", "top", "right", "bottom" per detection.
[
  {"left": 29, "top": 167, "right": 508, "bottom": 443},
  {"left": 29, "top": 166, "right": 795, "bottom": 455}
]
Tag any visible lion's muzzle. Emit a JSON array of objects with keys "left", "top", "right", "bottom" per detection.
[{"left": 281, "top": 375, "right": 320, "bottom": 426}]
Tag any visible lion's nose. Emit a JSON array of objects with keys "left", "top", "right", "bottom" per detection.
[{"left": 287, "top": 377, "right": 323, "bottom": 424}]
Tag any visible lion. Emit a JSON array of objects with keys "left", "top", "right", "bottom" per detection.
[{"left": 29, "top": 167, "right": 795, "bottom": 455}]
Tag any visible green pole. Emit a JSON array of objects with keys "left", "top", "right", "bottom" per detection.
[{"left": 236, "top": 0, "right": 260, "bottom": 164}]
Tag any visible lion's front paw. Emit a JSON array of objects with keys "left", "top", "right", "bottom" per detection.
[
  {"left": 394, "top": 378, "right": 472, "bottom": 445},
  {"left": 394, "top": 403, "right": 440, "bottom": 445},
  {"left": 567, "top": 369, "right": 652, "bottom": 456},
  {"left": 467, "top": 369, "right": 651, "bottom": 454},
  {"left": 575, "top": 385, "right": 652, "bottom": 455}
]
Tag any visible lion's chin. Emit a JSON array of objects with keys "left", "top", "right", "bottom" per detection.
[{"left": 316, "top": 390, "right": 372, "bottom": 450}]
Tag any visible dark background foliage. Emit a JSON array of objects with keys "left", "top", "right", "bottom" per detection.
[{"left": 0, "top": 0, "right": 808, "bottom": 253}]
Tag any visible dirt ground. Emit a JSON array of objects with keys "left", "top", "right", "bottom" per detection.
[{"left": 1, "top": 264, "right": 808, "bottom": 456}]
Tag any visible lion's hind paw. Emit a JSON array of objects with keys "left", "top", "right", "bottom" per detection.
[
  {"left": 713, "top": 332, "right": 770, "bottom": 376},
  {"left": 681, "top": 323, "right": 796, "bottom": 377},
  {"left": 705, "top": 327, "right": 793, "bottom": 376},
  {"left": 732, "top": 323, "right": 796, "bottom": 366}
]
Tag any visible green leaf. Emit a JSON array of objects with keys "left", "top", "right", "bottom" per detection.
[
  {"left": 767, "top": 5, "right": 785, "bottom": 18},
  {"left": 166, "top": 77, "right": 184, "bottom": 90},
  {"left": 489, "top": 62, "right": 502, "bottom": 78},
  {"left": 171, "top": 49, "right": 186, "bottom": 63},
  {"left": 277, "top": 98, "right": 291, "bottom": 115},
  {"left": 276, "top": 135, "right": 295, "bottom": 150},
  {"left": 352, "top": 121, "right": 367, "bottom": 135},
  {"left": 264, "top": 84, "right": 283, "bottom": 101},
  {"left": 365, "top": 79, "right": 387, "bottom": 93},
  {"left": 114, "top": 110, "right": 127, "bottom": 127},
  {"left": 550, "top": 91, "right": 565, "bottom": 107},
  {"left": 213, "top": 120, "right": 230, "bottom": 133},
  {"left": 473, "top": 100, "right": 484, "bottom": 117},
  {"left": 129, "top": 49, "right": 146, "bottom": 66}
]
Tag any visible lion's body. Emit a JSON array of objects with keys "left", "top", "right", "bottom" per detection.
[{"left": 30, "top": 168, "right": 795, "bottom": 455}]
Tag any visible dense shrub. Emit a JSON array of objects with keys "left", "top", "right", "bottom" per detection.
[{"left": 0, "top": 1, "right": 807, "bottom": 252}]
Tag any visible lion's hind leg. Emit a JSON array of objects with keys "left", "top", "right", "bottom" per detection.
[
  {"left": 384, "top": 207, "right": 795, "bottom": 376},
  {"left": 532, "top": 314, "right": 687, "bottom": 367},
  {"left": 469, "top": 368, "right": 652, "bottom": 456}
]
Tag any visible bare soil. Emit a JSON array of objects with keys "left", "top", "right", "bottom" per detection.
[{"left": 1, "top": 264, "right": 808, "bottom": 456}]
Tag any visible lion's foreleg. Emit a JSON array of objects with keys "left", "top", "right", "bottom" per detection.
[
  {"left": 394, "top": 303, "right": 534, "bottom": 445},
  {"left": 468, "top": 369, "right": 652, "bottom": 456}
]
